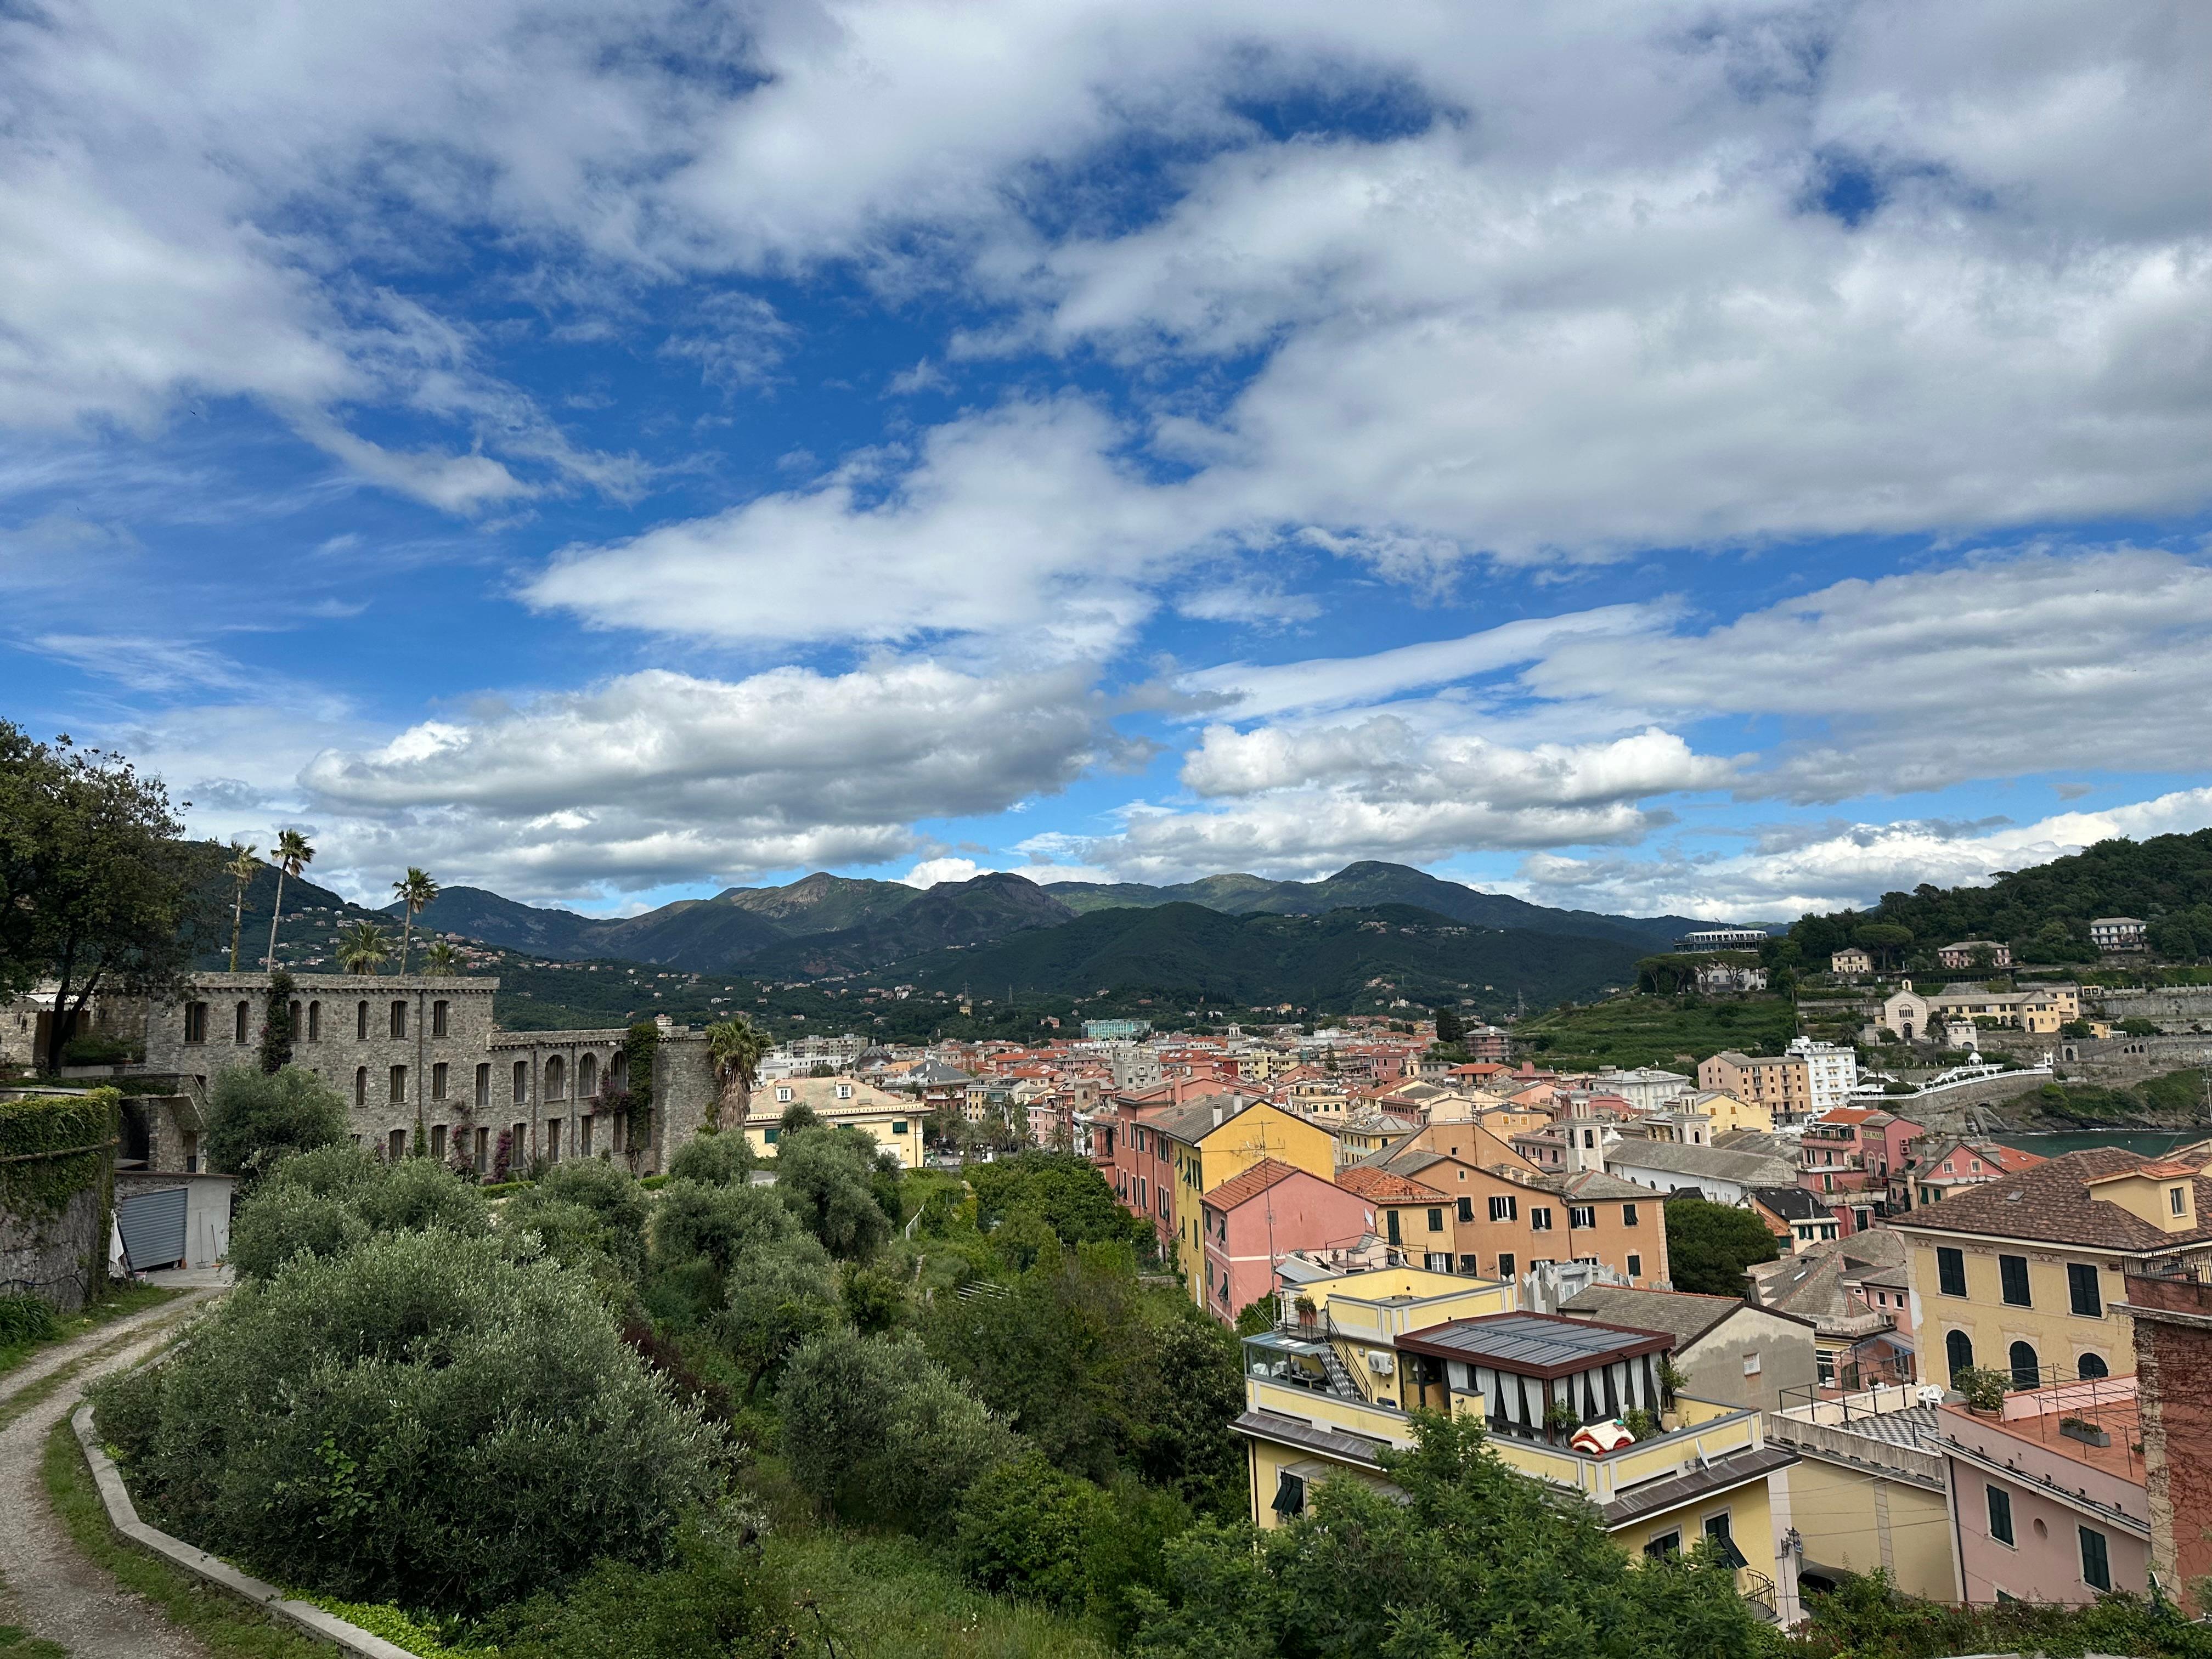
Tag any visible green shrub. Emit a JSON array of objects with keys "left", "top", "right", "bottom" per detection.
[
  {"left": 203, "top": 1065, "right": 347, "bottom": 1189},
  {"left": 0, "top": 1290, "right": 64, "bottom": 1347},
  {"left": 711, "top": 1239, "right": 840, "bottom": 1401},
  {"left": 228, "top": 1151, "right": 490, "bottom": 1283},
  {"left": 952, "top": 1451, "right": 1104, "bottom": 1611},
  {"left": 778, "top": 1330, "right": 1016, "bottom": 1532},
  {"left": 774, "top": 1128, "right": 894, "bottom": 1261},
  {"left": 667, "top": 1130, "right": 754, "bottom": 1188},
  {"left": 61, "top": 1031, "right": 137, "bottom": 1065},
  {"left": 653, "top": 1180, "right": 799, "bottom": 1273},
  {"left": 479, "top": 1517, "right": 796, "bottom": 1659},
  {"left": 92, "top": 1231, "right": 722, "bottom": 1615},
  {"left": 505, "top": 1161, "right": 650, "bottom": 1279}
]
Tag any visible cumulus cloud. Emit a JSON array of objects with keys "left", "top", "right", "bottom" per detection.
[
  {"left": 1514, "top": 786, "right": 2212, "bottom": 921},
  {"left": 292, "top": 662, "right": 1120, "bottom": 895},
  {"left": 1530, "top": 546, "right": 2212, "bottom": 799},
  {"left": 525, "top": 397, "right": 1190, "bottom": 653},
  {"left": 1042, "top": 721, "right": 1729, "bottom": 883}
]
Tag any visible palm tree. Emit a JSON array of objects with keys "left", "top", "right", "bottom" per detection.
[
  {"left": 335, "top": 919, "right": 392, "bottom": 976},
  {"left": 392, "top": 867, "right": 439, "bottom": 974},
  {"left": 262, "top": 828, "right": 314, "bottom": 972},
  {"left": 419, "top": 939, "right": 462, "bottom": 976},
  {"left": 703, "top": 1015, "right": 771, "bottom": 1132},
  {"left": 224, "top": 841, "right": 259, "bottom": 972}
]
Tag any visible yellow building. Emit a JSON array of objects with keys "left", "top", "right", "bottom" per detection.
[
  {"left": 1238, "top": 1292, "right": 1799, "bottom": 1622},
  {"left": 1689, "top": 1088, "right": 1773, "bottom": 1136},
  {"left": 1272, "top": 1265, "right": 1515, "bottom": 1405},
  {"left": 1764, "top": 1386, "right": 1955, "bottom": 1601},
  {"left": 1155, "top": 1098, "right": 1338, "bottom": 1296},
  {"left": 748, "top": 1075, "right": 925, "bottom": 1169},
  {"left": 1894, "top": 1146, "right": 2212, "bottom": 1388}
]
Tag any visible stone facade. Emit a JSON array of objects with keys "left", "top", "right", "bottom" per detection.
[
  {"left": 130, "top": 973, "right": 670, "bottom": 1174},
  {"left": 2124, "top": 1272, "right": 2212, "bottom": 1612}
]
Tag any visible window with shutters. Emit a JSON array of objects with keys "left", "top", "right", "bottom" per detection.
[
  {"left": 1531, "top": 1207, "right": 1554, "bottom": 1231},
  {"left": 1937, "top": 1246, "right": 1968, "bottom": 1297},
  {"left": 475, "top": 1064, "right": 490, "bottom": 1108},
  {"left": 432, "top": 1000, "right": 449, "bottom": 1037},
  {"left": 2068, "top": 1262, "right": 2102, "bottom": 1318},
  {"left": 389, "top": 1065, "right": 407, "bottom": 1105},
  {"left": 1489, "top": 1194, "right": 1517, "bottom": 1222},
  {"left": 1987, "top": 1484, "right": 2014, "bottom": 1545},
  {"left": 2000, "top": 1254, "right": 2032, "bottom": 1306},
  {"left": 183, "top": 1002, "right": 208, "bottom": 1043},
  {"left": 1496, "top": 1252, "right": 1515, "bottom": 1278},
  {"left": 1569, "top": 1205, "right": 1595, "bottom": 1229},
  {"left": 2079, "top": 1526, "right": 2110, "bottom": 1591},
  {"left": 431, "top": 1062, "right": 448, "bottom": 1101},
  {"left": 1427, "top": 1207, "right": 1444, "bottom": 1233},
  {"left": 1457, "top": 1197, "right": 1473, "bottom": 1223},
  {"left": 1622, "top": 1203, "right": 1638, "bottom": 1226},
  {"left": 390, "top": 1001, "right": 408, "bottom": 1039}
]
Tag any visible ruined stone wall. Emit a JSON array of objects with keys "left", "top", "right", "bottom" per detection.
[{"left": 2125, "top": 1274, "right": 2212, "bottom": 1612}]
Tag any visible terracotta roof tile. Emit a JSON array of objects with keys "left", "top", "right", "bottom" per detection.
[
  {"left": 1890, "top": 1147, "right": 2212, "bottom": 1251},
  {"left": 1203, "top": 1158, "right": 1308, "bottom": 1210},
  {"left": 1336, "top": 1165, "right": 1446, "bottom": 1203}
]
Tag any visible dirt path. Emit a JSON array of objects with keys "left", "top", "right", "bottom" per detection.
[{"left": 0, "top": 1286, "right": 223, "bottom": 1658}]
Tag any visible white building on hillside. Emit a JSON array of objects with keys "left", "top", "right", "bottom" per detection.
[{"left": 1786, "top": 1037, "right": 1859, "bottom": 1118}]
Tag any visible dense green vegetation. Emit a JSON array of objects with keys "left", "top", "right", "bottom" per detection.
[
  {"left": 1131, "top": 1411, "right": 1773, "bottom": 1659},
  {"left": 202, "top": 1065, "right": 349, "bottom": 1189},
  {"left": 1793, "top": 1569, "right": 2212, "bottom": 1658},
  {"left": 2010, "top": 1067, "right": 2212, "bottom": 1127},
  {"left": 885, "top": 902, "right": 1641, "bottom": 1019},
  {"left": 1666, "top": 1197, "right": 1782, "bottom": 1295},
  {"left": 1789, "top": 829, "right": 2212, "bottom": 968},
  {"left": 0, "top": 1282, "right": 180, "bottom": 1380},
  {"left": 1511, "top": 994, "right": 1799, "bottom": 1070}
]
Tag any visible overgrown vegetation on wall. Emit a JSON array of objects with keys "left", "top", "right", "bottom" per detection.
[{"left": 0, "top": 1087, "right": 116, "bottom": 1224}]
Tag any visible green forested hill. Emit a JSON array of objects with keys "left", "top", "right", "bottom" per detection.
[
  {"left": 1788, "top": 829, "right": 2212, "bottom": 965},
  {"left": 880, "top": 901, "right": 1642, "bottom": 1014}
]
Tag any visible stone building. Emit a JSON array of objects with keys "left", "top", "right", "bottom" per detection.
[{"left": 126, "top": 972, "right": 712, "bottom": 1175}]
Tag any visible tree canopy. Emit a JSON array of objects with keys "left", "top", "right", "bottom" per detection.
[
  {"left": 1663, "top": 1195, "right": 1781, "bottom": 1295},
  {"left": 202, "top": 1064, "right": 348, "bottom": 1192}
]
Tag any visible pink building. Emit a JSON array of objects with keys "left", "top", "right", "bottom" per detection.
[
  {"left": 1799, "top": 1107, "right": 1924, "bottom": 1233},
  {"left": 1940, "top": 1376, "right": 2149, "bottom": 1605},
  {"left": 1197, "top": 1158, "right": 1372, "bottom": 1325},
  {"left": 1103, "top": 1094, "right": 1181, "bottom": 1259}
]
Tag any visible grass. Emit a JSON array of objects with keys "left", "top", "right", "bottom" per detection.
[
  {"left": 1513, "top": 994, "right": 1801, "bottom": 1071},
  {"left": 0, "top": 1283, "right": 183, "bottom": 1383},
  {"left": 42, "top": 1417, "right": 330, "bottom": 1659},
  {"left": 768, "top": 1530, "right": 1111, "bottom": 1659}
]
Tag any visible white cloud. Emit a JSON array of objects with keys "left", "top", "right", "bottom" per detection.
[
  {"left": 525, "top": 397, "right": 1188, "bottom": 653},
  {"left": 1530, "top": 546, "right": 2212, "bottom": 799},
  {"left": 291, "top": 661, "right": 1120, "bottom": 896},
  {"left": 1514, "top": 786, "right": 2212, "bottom": 921}
]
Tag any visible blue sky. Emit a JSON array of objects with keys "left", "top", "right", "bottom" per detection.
[{"left": 4, "top": 1, "right": 2210, "bottom": 922}]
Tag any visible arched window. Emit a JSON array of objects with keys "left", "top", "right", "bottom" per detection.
[
  {"left": 579, "top": 1054, "right": 597, "bottom": 1097},
  {"left": 390, "top": 1000, "right": 408, "bottom": 1039},
  {"left": 289, "top": 999, "right": 302, "bottom": 1035},
  {"left": 354, "top": 1066, "right": 368, "bottom": 1108},
  {"left": 610, "top": 1053, "right": 628, "bottom": 1091},
  {"left": 2008, "top": 1341, "right": 2040, "bottom": 1391},
  {"left": 545, "top": 1055, "right": 566, "bottom": 1101},
  {"left": 357, "top": 1001, "right": 370, "bottom": 1040},
  {"left": 512, "top": 1060, "right": 528, "bottom": 1105},
  {"left": 2077, "top": 1352, "right": 2109, "bottom": 1380},
  {"left": 1945, "top": 1329, "right": 1974, "bottom": 1384},
  {"left": 234, "top": 1001, "right": 251, "bottom": 1043},
  {"left": 307, "top": 1001, "right": 321, "bottom": 1041}
]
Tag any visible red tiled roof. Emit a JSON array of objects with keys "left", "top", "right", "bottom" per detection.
[
  {"left": 1203, "top": 1158, "right": 1312, "bottom": 1211},
  {"left": 1336, "top": 1165, "right": 1446, "bottom": 1203},
  {"left": 1891, "top": 1147, "right": 2212, "bottom": 1251}
]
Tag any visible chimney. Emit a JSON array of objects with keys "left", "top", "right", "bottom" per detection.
[{"left": 1212, "top": 1103, "right": 1225, "bottom": 1128}]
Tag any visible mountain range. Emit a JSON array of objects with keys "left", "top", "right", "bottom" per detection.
[{"left": 389, "top": 860, "right": 1713, "bottom": 977}]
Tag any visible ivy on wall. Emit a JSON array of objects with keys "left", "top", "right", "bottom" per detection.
[
  {"left": 621, "top": 1020, "right": 659, "bottom": 1143},
  {"left": 0, "top": 1086, "right": 119, "bottom": 1227}
]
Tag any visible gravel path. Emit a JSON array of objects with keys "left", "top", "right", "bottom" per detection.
[{"left": 0, "top": 1285, "right": 224, "bottom": 1658}]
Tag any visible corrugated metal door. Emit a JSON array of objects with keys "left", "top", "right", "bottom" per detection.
[{"left": 117, "top": 1187, "right": 188, "bottom": 1270}]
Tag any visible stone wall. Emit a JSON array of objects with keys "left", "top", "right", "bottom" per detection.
[
  {"left": 651, "top": 1032, "right": 716, "bottom": 1173},
  {"left": 2124, "top": 1273, "right": 2212, "bottom": 1612},
  {"left": 0, "top": 1177, "right": 105, "bottom": 1312}
]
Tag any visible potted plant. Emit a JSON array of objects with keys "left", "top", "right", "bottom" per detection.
[
  {"left": 1955, "top": 1365, "right": 2008, "bottom": 1415},
  {"left": 1543, "top": 1398, "right": 1580, "bottom": 1443},
  {"left": 1293, "top": 1295, "right": 1318, "bottom": 1331},
  {"left": 2059, "top": 1415, "right": 2111, "bottom": 1447}
]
